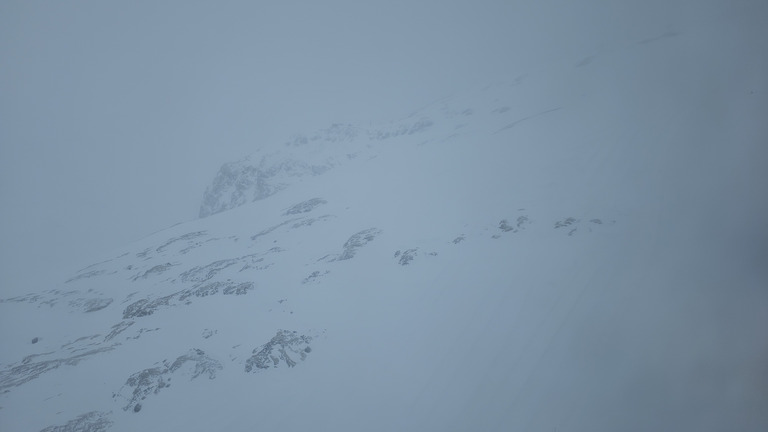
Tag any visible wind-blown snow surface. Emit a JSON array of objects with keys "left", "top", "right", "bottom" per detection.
[{"left": 2, "top": 22, "right": 767, "bottom": 432}]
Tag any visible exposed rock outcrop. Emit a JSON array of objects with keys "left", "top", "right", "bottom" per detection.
[
  {"left": 117, "top": 348, "right": 222, "bottom": 412},
  {"left": 245, "top": 330, "right": 314, "bottom": 372},
  {"left": 39, "top": 411, "right": 113, "bottom": 432}
]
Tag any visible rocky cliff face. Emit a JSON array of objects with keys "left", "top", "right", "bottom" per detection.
[
  {"left": 198, "top": 116, "right": 438, "bottom": 218},
  {"left": 199, "top": 157, "right": 333, "bottom": 218}
]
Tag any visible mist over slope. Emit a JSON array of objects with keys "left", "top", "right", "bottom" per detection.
[{"left": 1, "top": 5, "right": 767, "bottom": 432}]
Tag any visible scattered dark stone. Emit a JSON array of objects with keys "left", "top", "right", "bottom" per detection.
[
  {"left": 78, "top": 298, "right": 113, "bottom": 312},
  {"left": 397, "top": 249, "right": 419, "bottom": 266},
  {"left": 222, "top": 282, "right": 254, "bottom": 296},
  {"left": 118, "top": 348, "right": 221, "bottom": 412},
  {"left": 65, "top": 270, "right": 106, "bottom": 284},
  {"left": 499, "top": 219, "right": 515, "bottom": 232},
  {"left": 104, "top": 320, "right": 134, "bottom": 342},
  {"left": 39, "top": 411, "right": 113, "bottom": 432},
  {"left": 123, "top": 281, "right": 255, "bottom": 319},
  {"left": 1, "top": 346, "right": 115, "bottom": 392},
  {"left": 155, "top": 231, "right": 207, "bottom": 253},
  {"left": 291, "top": 215, "right": 334, "bottom": 229},
  {"left": 283, "top": 198, "right": 327, "bottom": 215},
  {"left": 367, "top": 116, "right": 433, "bottom": 140},
  {"left": 516, "top": 215, "right": 529, "bottom": 228},
  {"left": 338, "top": 228, "right": 381, "bottom": 261},
  {"left": 302, "top": 270, "right": 329, "bottom": 284},
  {"left": 554, "top": 217, "right": 578, "bottom": 229},
  {"left": 131, "top": 263, "right": 177, "bottom": 281},
  {"left": 245, "top": 330, "right": 313, "bottom": 372}
]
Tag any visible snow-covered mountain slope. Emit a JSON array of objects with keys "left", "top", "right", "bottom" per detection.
[{"left": 2, "top": 23, "right": 767, "bottom": 432}]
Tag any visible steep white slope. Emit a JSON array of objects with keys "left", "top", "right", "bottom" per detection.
[{"left": 1, "top": 19, "right": 767, "bottom": 432}]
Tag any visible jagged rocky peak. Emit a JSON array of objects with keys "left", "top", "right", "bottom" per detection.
[
  {"left": 198, "top": 108, "right": 444, "bottom": 218},
  {"left": 199, "top": 155, "right": 333, "bottom": 218},
  {"left": 198, "top": 121, "right": 375, "bottom": 219}
]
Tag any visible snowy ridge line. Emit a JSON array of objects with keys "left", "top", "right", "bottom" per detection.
[{"left": 197, "top": 91, "right": 495, "bottom": 218}]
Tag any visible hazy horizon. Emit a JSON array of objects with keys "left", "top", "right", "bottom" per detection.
[{"left": 1, "top": 1, "right": 765, "bottom": 291}]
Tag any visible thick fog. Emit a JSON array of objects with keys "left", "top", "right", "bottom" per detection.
[
  {"left": 0, "top": 2, "right": 756, "bottom": 287},
  {"left": 1, "top": 1, "right": 767, "bottom": 430},
  {"left": 3, "top": 0, "right": 749, "bottom": 294},
  {"left": 1, "top": 0, "right": 549, "bottom": 294}
]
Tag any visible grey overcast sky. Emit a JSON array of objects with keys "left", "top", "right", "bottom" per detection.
[{"left": 0, "top": 0, "right": 753, "bottom": 295}]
